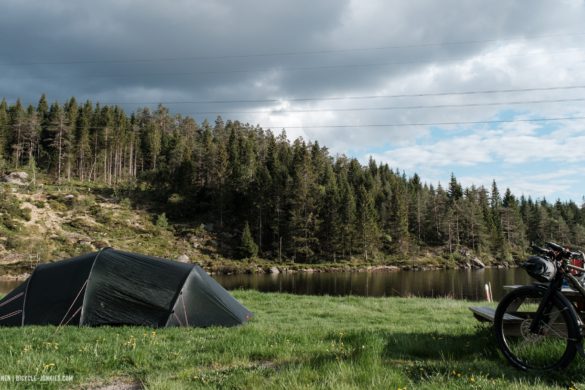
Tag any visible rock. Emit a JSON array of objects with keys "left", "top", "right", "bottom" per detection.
[
  {"left": 2, "top": 171, "right": 29, "bottom": 185},
  {"left": 471, "top": 257, "right": 486, "bottom": 269},
  {"left": 459, "top": 247, "right": 470, "bottom": 257},
  {"left": 367, "top": 265, "right": 400, "bottom": 272},
  {"left": 92, "top": 240, "right": 110, "bottom": 249},
  {"left": 177, "top": 254, "right": 190, "bottom": 263},
  {"left": 268, "top": 266, "right": 280, "bottom": 274}
]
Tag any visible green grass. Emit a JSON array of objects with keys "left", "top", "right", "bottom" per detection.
[{"left": 0, "top": 292, "right": 583, "bottom": 389}]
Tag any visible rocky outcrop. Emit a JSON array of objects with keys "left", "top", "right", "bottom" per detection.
[
  {"left": 366, "top": 265, "right": 400, "bottom": 272},
  {"left": 471, "top": 257, "right": 486, "bottom": 269},
  {"left": 2, "top": 171, "right": 29, "bottom": 186}
]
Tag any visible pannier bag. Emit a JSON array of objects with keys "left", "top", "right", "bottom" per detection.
[{"left": 522, "top": 256, "right": 556, "bottom": 283}]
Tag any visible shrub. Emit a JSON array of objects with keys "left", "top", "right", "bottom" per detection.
[
  {"left": 20, "top": 207, "right": 32, "bottom": 222},
  {"left": 120, "top": 197, "right": 132, "bottom": 209},
  {"left": 156, "top": 213, "right": 169, "bottom": 229}
]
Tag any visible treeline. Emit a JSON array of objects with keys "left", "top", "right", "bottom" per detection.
[{"left": 1, "top": 95, "right": 585, "bottom": 263}]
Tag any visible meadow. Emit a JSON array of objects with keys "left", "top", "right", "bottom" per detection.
[{"left": 0, "top": 291, "right": 583, "bottom": 389}]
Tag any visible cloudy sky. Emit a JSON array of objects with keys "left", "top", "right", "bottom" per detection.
[{"left": 2, "top": 0, "right": 585, "bottom": 201}]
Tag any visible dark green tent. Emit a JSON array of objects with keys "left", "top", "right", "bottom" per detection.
[{"left": 0, "top": 248, "right": 252, "bottom": 327}]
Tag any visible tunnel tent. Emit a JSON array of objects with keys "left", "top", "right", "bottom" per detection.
[{"left": 0, "top": 248, "right": 252, "bottom": 327}]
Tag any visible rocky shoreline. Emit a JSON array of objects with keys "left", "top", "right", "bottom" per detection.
[
  {"left": 0, "top": 255, "right": 515, "bottom": 281},
  {"left": 204, "top": 262, "right": 513, "bottom": 276}
]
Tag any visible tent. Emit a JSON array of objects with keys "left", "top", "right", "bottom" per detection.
[{"left": 0, "top": 248, "right": 252, "bottom": 327}]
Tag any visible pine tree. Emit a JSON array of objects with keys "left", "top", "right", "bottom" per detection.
[
  {"left": 318, "top": 164, "right": 341, "bottom": 260},
  {"left": 239, "top": 221, "right": 258, "bottom": 258},
  {"left": 356, "top": 184, "right": 379, "bottom": 261},
  {"left": 46, "top": 102, "right": 70, "bottom": 182},
  {"left": 9, "top": 99, "right": 25, "bottom": 167},
  {"left": 64, "top": 97, "right": 78, "bottom": 180},
  {"left": 22, "top": 105, "right": 40, "bottom": 165},
  {"left": 390, "top": 184, "right": 409, "bottom": 254},
  {"left": 288, "top": 140, "right": 319, "bottom": 262},
  {"left": 447, "top": 173, "right": 463, "bottom": 203},
  {"left": 337, "top": 166, "right": 357, "bottom": 259},
  {"left": 76, "top": 101, "right": 92, "bottom": 180},
  {"left": 0, "top": 99, "right": 8, "bottom": 162}
]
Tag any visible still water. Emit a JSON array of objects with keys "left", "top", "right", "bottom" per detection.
[
  {"left": 215, "top": 268, "right": 532, "bottom": 301},
  {"left": 0, "top": 268, "right": 532, "bottom": 301}
]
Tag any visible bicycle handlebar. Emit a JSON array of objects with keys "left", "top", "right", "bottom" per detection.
[
  {"left": 544, "top": 242, "right": 573, "bottom": 260},
  {"left": 532, "top": 245, "right": 550, "bottom": 255}
]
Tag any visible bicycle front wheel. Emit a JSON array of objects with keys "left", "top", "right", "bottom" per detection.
[{"left": 494, "top": 285, "right": 580, "bottom": 371}]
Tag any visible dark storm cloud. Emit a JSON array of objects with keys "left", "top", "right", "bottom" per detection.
[
  {"left": 0, "top": 0, "right": 349, "bottom": 105},
  {"left": 3, "top": 0, "right": 585, "bottom": 199},
  {"left": 1, "top": 0, "right": 584, "bottom": 121}
]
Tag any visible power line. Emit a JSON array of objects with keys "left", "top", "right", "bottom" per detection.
[
  {"left": 3, "top": 47, "right": 583, "bottom": 80},
  {"left": 183, "top": 97, "right": 585, "bottom": 115},
  {"left": 98, "top": 84, "right": 585, "bottom": 106},
  {"left": 1, "top": 30, "right": 584, "bottom": 66},
  {"left": 268, "top": 116, "right": 585, "bottom": 129}
]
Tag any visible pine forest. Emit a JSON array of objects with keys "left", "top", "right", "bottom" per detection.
[{"left": 1, "top": 95, "right": 584, "bottom": 265}]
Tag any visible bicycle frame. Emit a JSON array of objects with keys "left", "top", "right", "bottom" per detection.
[
  {"left": 531, "top": 261, "right": 585, "bottom": 336},
  {"left": 495, "top": 243, "right": 585, "bottom": 370}
]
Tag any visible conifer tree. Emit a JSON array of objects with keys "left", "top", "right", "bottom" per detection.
[
  {"left": 22, "top": 105, "right": 40, "bottom": 164},
  {"left": 240, "top": 221, "right": 258, "bottom": 259},
  {"left": 390, "top": 184, "right": 409, "bottom": 254},
  {"left": 47, "top": 102, "right": 70, "bottom": 181},
  {"left": 9, "top": 99, "right": 25, "bottom": 167},
  {"left": 356, "top": 184, "right": 379, "bottom": 260},
  {"left": 0, "top": 99, "right": 8, "bottom": 161}
]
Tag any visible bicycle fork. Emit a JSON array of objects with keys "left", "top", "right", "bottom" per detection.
[
  {"left": 529, "top": 280, "right": 562, "bottom": 335},
  {"left": 565, "top": 273, "right": 585, "bottom": 357}
]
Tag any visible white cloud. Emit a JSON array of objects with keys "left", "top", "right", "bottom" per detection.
[{"left": 3, "top": 1, "right": 585, "bottom": 198}]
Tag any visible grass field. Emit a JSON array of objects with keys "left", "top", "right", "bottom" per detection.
[{"left": 0, "top": 291, "right": 583, "bottom": 389}]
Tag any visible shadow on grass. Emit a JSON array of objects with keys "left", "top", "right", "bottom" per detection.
[
  {"left": 383, "top": 324, "right": 497, "bottom": 361},
  {"left": 383, "top": 324, "right": 585, "bottom": 387}
]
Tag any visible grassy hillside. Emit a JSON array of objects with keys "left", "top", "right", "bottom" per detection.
[
  {"left": 0, "top": 177, "right": 482, "bottom": 276},
  {"left": 0, "top": 179, "right": 218, "bottom": 274},
  {"left": 0, "top": 292, "right": 580, "bottom": 389}
]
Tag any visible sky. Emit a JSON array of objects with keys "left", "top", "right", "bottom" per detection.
[{"left": 1, "top": 0, "right": 585, "bottom": 202}]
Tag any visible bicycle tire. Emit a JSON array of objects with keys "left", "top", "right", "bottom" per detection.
[{"left": 494, "top": 285, "right": 580, "bottom": 371}]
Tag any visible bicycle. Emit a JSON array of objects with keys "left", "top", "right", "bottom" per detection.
[{"left": 494, "top": 242, "right": 585, "bottom": 371}]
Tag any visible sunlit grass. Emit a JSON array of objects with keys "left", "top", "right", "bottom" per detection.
[{"left": 0, "top": 291, "right": 583, "bottom": 389}]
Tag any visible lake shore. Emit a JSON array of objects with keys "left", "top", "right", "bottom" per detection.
[
  {"left": 0, "top": 291, "right": 577, "bottom": 389},
  {"left": 0, "top": 257, "right": 515, "bottom": 281}
]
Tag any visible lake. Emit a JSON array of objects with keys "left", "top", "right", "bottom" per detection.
[
  {"left": 0, "top": 268, "right": 532, "bottom": 301},
  {"left": 215, "top": 267, "right": 531, "bottom": 301}
]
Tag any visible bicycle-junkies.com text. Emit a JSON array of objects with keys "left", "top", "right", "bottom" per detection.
[{"left": 0, "top": 374, "right": 74, "bottom": 383}]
